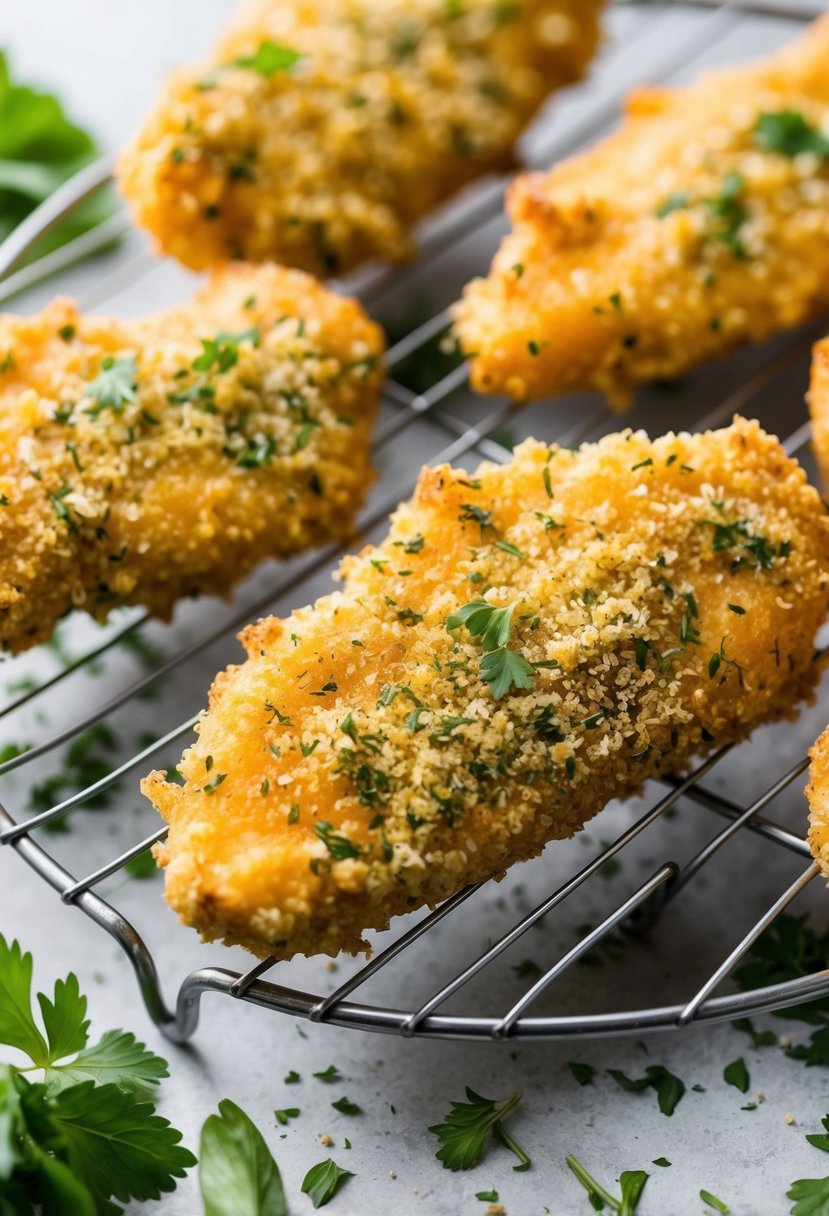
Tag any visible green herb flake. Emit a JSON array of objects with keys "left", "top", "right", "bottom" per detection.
[
  {"left": 234, "top": 41, "right": 304, "bottom": 77},
  {"left": 723, "top": 1057, "right": 749, "bottom": 1094},
  {"left": 429, "top": 1088, "right": 529, "bottom": 1172},
  {"left": 301, "top": 1158, "right": 354, "bottom": 1209}
]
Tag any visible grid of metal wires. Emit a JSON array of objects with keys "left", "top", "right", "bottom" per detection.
[{"left": 0, "top": 0, "right": 827, "bottom": 1044}]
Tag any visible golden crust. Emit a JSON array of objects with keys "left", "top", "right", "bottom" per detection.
[
  {"left": 142, "top": 418, "right": 829, "bottom": 960},
  {"left": 117, "top": 0, "right": 604, "bottom": 276},
  {"left": 808, "top": 727, "right": 829, "bottom": 878},
  {"left": 808, "top": 334, "right": 829, "bottom": 487},
  {"left": 455, "top": 15, "right": 829, "bottom": 406},
  {"left": 0, "top": 263, "right": 383, "bottom": 654}
]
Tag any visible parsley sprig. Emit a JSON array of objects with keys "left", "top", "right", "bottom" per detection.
[
  {"left": 428, "top": 1087, "right": 530, "bottom": 1171},
  {"left": 200, "top": 1098, "right": 287, "bottom": 1216},
  {"left": 566, "top": 1155, "right": 649, "bottom": 1214},
  {"left": 787, "top": 1114, "right": 829, "bottom": 1215},
  {"left": 0, "top": 934, "right": 194, "bottom": 1213},
  {"left": 84, "top": 355, "right": 139, "bottom": 416},
  {"left": 755, "top": 110, "right": 829, "bottom": 161},
  {"left": 446, "top": 600, "right": 536, "bottom": 700}
]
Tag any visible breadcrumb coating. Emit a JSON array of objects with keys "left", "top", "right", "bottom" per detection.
[
  {"left": 455, "top": 15, "right": 829, "bottom": 407},
  {"left": 808, "top": 333, "right": 829, "bottom": 487},
  {"left": 142, "top": 418, "right": 829, "bottom": 960},
  {"left": 807, "top": 727, "right": 829, "bottom": 879},
  {"left": 117, "top": 0, "right": 604, "bottom": 276},
  {"left": 0, "top": 263, "right": 383, "bottom": 654}
]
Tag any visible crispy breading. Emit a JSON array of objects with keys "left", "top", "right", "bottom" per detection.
[
  {"left": 0, "top": 263, "right": 383, "bottom": 654},
  {"left": 808, "top": 334, "right": 829, "bottom": 487},
  {"left": 455, "top": 15, "right": 829, "bottom": 407},
  {"left": 808, "top": 727, "right": 829, "bottom": 879},
  {"left": 117, "top": 0, "right": 604, "bottom": 276},
  {"left": 142, "top": 418, "right": 829, "bottom": 960}
]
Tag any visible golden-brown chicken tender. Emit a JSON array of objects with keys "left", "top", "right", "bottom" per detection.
[
  {"left": 117, "top": 0, "right": 604, "bottom": 277},
  {"left": 808, "top": 334, "right": 829, "bottom": 487},
  {"left": 0, "top": 263, "right": 383, "bottom": 654},
  {"left": 142, "top": 418, "right": 829, "bottom": 960},
  {"left": 455, "top": 15, "right": 829, "bottom": 407},
  {"left": 808, "top": 727, "right": 829, "bottom": 877}
]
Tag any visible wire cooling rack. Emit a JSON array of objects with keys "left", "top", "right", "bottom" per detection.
[{"left": 1, "top": 0, "right": 828, "bottom": 1045}]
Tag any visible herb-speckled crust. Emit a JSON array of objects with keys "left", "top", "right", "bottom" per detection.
[
  {"left": 0, "top": 263, "right": 383, "bottom": 654},
  {"left": 143, "top": 419, "right": 829, "bottom": 960},
  {"left": 117, "top": 0, "right": 604, "bottom": 276},
  {"left": 808, "top": 334, "right": 829, "bottom": 488},
  {"left": 807, "top": 729, "right": 829, "bottom": 879},
  {"left": 455, "top": 15, "right": 829, "bottom": 407}
]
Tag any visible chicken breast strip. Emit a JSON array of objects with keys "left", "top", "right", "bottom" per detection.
[
  {"left": 0, "top": 263, "right": 383, "bottom": 654},
  {"left": 142, "top": 419, "right": 829, "bottom": 960},
  {"left": 117, "top": 0, "right": 605, "bottom": 277},
  {"left": 455, "top": 15, "right": 829, "bottom": 408},
  {"left": 808, "top": 334, "right": 829, "bottom": 488}
]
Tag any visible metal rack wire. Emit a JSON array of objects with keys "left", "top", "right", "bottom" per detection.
[{"left": 1, "top": 0, "right": 828, "bottom": 1044}]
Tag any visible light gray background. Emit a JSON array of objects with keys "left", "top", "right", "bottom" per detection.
[{"left": 3, "top": 2, "right": 829, "bottom": 1214}]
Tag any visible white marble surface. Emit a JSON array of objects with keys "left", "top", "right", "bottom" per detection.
[{"left": 3, "top": 3, "right": 829, "bottom": 1214}]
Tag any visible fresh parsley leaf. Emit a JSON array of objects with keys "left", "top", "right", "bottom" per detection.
[
  {"left": 0, "top": 936, "right": 50, "bottom": 1065},
  {"left": 723, "top": 1058, "right": 749, "bottom": 1094},
  {"left": 652, "top": 1157, "right": 671, "bottom": 1167},
  {"left": 788, "top": 1176, "right": 829, "bottom": 1216},
  {"left": 476, "top": 1190, "right": 499, "bottom": 1202},
  {"left": 199, "top": 1098, "right": 287, "bottom": 1216},
  {"left": 314, "top": 821, "right": 362, "bottom": 861},
  {"left": 85, "top": 355, "right": 139, "bottom": 416},
  {"left": 568, "top": 1062, "right": 596, "bottom": 1087},
  {"left": 301, "top": 1158, "right": 354, "bottom": 1209},
  {"left": 234, "top": 41, "right": 303, "bottom": 77},
  {"left": 446, "top": 599, "right": 515, "bottom": 650},
  {"left": 36, "top": 973, "right": 89, "bottom": 1066},
  {"left": 331, "top": 1096, "right": 361, "bottom": 1116},
  {"left": 700, "top": 1190, "right": 729, "bottom": 1214},
  {"left": 606, "top": 1065, "right": 685, "bottom": 1116},
  {"left": 43, "top": 1027, "right": 167, "bottom": 1093},
  {"left": 429, "top": 1088, "right": 526, "bottom": 1171},
  {"left": 806, "top": 1116, "right": 829, "bottom": 1154},
  {"left": 284, "top": 1070, "right": 301, "bottom": 1084},
  {"left": 313, "top": 1065, "right": 342, "bottom": 1084},
  {"left": 755, "top": 110, "right": 829, "bottom": 161},
  {"left": 479, "top": 647, "right": 536, "bottom": 700},
  {"left": 49, "top": 1079, "right": 194, "bottom": 1208}
]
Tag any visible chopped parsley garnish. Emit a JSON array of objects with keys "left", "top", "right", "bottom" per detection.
[
  {"left": 193, "top": 328, "right": 259, "bottom": 374},
  {"left": 494, "top": 539, "right": 527, "bottom": 560},
  {"left": 234, "top": 41, "right": 304, "bottom": 77},
  {"left": 429, "top": 1088, "right": 530, "bottom": 1172},
  {"left": 50, "top": 484, "right": 76, "bottom": 531},
  {"left": 606, "top": 1064, "right": 686, "bottom": 1116},
  {"left": 656, "top": 190, "right": 692, "bottom": 217},
  {"left": 85, "top": 355, "right": 139, "bottom": 415},
  {"left": 704, "top": 172, "right": 749, "bottom": 260},
  {"left": 566, "top": 1156, "right": 649, "bottom": 1213},
  {"left": 301, "top": 1158, "right": 354, "bottom": 1209},
  {"left": 723, "top": 1057, "right": 749, "bottom": 1093},
  {"left": 314, "top": 821, "right": 363, "bottom": 861},
  {"left": 568, "top": 1062, "right": 596, "bottom": 1087},
  {"left": 284, "top": 1070, "right": 301, "bottom": 1084},
  {"left": 701, "top": 515, "right": 787, "bottom": 570},
  {"left": 446, "top": 599, "right": 535, "bottom": 700},
  {"left": 202, "top": 773, "right": 227, "bottom": 795},
  {"left": 313, "top": 1065, "right": 341, "bottom": 1084},
  {"left": 331, "top": 1096, "right": 361, "bottom": 1116},
  {"left": 700, "top": 1189, "right": 730, "bottom": 1213},
  {"left": 755, "top": 110, "right": 829, "bottom": 161},
  {"left": 274, "top": 1107, "right": 300, "bottom": 1125}
]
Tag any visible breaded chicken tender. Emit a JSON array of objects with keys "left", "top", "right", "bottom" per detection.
[
  {"left": 807, "top": 728, "right": 829, "bottom": 878},
  {"left": 142, "top": 419, "right": 829, "bottom": 960},
  {"left": 117, "top": 0, "right": 604, "bottom": 277},
  {"left": 0, "top": 264, "right": 383, "bottom": 654},
  {"left": 455, "top": 16, "right": 829, "bottom": 407},
  {"left": 808, "top": 334, "right": 829, "bottom": 487}
]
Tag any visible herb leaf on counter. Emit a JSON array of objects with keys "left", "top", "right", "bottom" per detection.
[
  {"left": 606, "top": 1064, "right": 686, "bottom": 1116},
  {"left": 0, "top": 934, "right": 192, "bottom": 1214},
  {"left": 701, "top": 1190, "right": 730, "bottom": 1214},
  {"left": 566, "top": 1155, "right": 649, "bottom": 1214},
  {"left": 429, "top": 1088, "right": 528, "bottom": 1171},
  {"left": 200, "top": 1098, "right": 287, "bottom": 1216},
  {"left": 301, "top": 1158, "right": 354, "bottom": 1209},
  {"left": 723, "top": 1058, "right": 749, "bottom": 1094}
]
